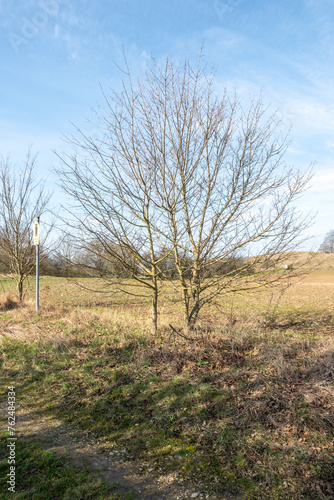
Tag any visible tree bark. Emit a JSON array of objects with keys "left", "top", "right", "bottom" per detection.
[
  {"left": 151, "top": 285, "right": 158, "bottom": 336},
  {"left": 18, "top": 280, "right": 23, "bottom": 302}
]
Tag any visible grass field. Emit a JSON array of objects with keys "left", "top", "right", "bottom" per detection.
[{"left": 0, "top": 261, "right": 333, "bottom": 499}]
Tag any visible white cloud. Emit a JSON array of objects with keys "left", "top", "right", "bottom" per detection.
[
  {"left": 283, "top": 99, "right": 334, "bottom": 134},
  {"left": 325, "top": 140, "right": 334, "bottom": 152},
  {"left": 286, "top": 145, "right": 304, "bottom": 155},
  {"left": 308, "top": 169, "right": 334, "bottom": 193}
]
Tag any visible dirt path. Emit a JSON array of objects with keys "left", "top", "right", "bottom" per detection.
[{"left": 1, "top": 400, "right": 234, "bottom": 499}]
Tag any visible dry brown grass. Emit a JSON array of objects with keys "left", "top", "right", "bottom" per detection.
[
  {"left": 282, "top": 251, "right": 334, "bottom": 271},
  {"left": 1, "top": 269, "right": 333, "bottom": 340},
  {"left": 0, "top": 293, "right": 18, "bottom": 311}
]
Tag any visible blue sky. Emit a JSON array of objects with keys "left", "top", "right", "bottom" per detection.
[{"left": 0, "top": 0, "right": 333, "bottom": 250}]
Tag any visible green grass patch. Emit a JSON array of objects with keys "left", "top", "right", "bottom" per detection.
[{"left": 0, "top": 434, "right": 134, "bottom": 499}]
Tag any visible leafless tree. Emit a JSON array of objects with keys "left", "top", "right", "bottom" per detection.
[
  {"left": 55, "top": 119, "right": 172, "bottom": 334},
  {"left": 56, "top": 51, "right": 313, "bottom": 331},
  {"left": 0, "top": 150, "right": 53, "bottom": 300},
  {"left": 142, "top": 59, "right": 314, "bottom": 328},
  {"left": 319, "top": 230, "right": 334, "bottom": 253}
]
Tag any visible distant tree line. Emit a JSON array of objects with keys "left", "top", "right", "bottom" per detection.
[
  {"left": 29, "top": 243, "right": 246, "bottom": 279},
  {"left": 0, "top": 237, "right": 250, "bottom": 282}
]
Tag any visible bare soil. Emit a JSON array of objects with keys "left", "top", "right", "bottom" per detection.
[{"left": 0, "top": 400, "right": 235, "bottom": 500}]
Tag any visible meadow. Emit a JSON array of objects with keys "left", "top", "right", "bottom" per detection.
[{"left": 0, "top": 260, "right": 333, "bottom": 499}]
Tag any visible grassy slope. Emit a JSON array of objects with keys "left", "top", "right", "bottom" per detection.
[
  {"left": 272, "top": 251, "right": 334, "bottom": 271},
  {"left": 0, "top": 271, "right": 333, "bottom": 499}
]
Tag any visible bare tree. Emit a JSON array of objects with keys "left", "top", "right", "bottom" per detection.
[
  {"left": 55, "top": 119, "right": 172, "bottom": 334},
  {"left": 144, "top": 65, "right": 314, "bottom": 328},
  {"left": 319, "top": 230, "right": 334, "bottom": 253},
  {"left": 56, "top": 51, "right": 313, "bottom": 331},
  {"left": 0, "top": 150, "right": 52, "bottom": 300}
]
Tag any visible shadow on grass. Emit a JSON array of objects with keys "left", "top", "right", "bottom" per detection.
[{"left": 1, "top": 326, "right": 333, "bottom": 499}]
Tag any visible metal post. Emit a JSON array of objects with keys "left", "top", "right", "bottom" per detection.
[{"left": 36, "top": 216, "right": 40, "bottom": 311}]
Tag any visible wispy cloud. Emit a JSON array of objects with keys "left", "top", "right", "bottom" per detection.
[
  {"left": 308, "top": 169, "right": 334, "bottom": 194},
  {"left": 283, "top": 99, "right": 334, "bottom": 135},
  {"left": 325, "top": 140, "right": 334, "bottom": 152}
]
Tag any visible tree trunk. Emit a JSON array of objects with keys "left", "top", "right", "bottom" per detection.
[
  {"left": 182, "top": 287, "right": 190, "bottom": 326},
  {"left": 187, "top": 301, "right": 200, "bottom": 331},
  {"left": 151, "top": 286, "right": 158, "bottom": 336},
  {"left": 186, "top": 271, "right": 200, "bottom": 330},
  {"left": 18, "top": 280, "right": 23, "bottom": 302}
]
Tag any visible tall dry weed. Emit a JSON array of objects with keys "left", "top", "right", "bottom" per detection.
[{"left": 0, "top": 293, "right": 18, "bottom": 311}]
